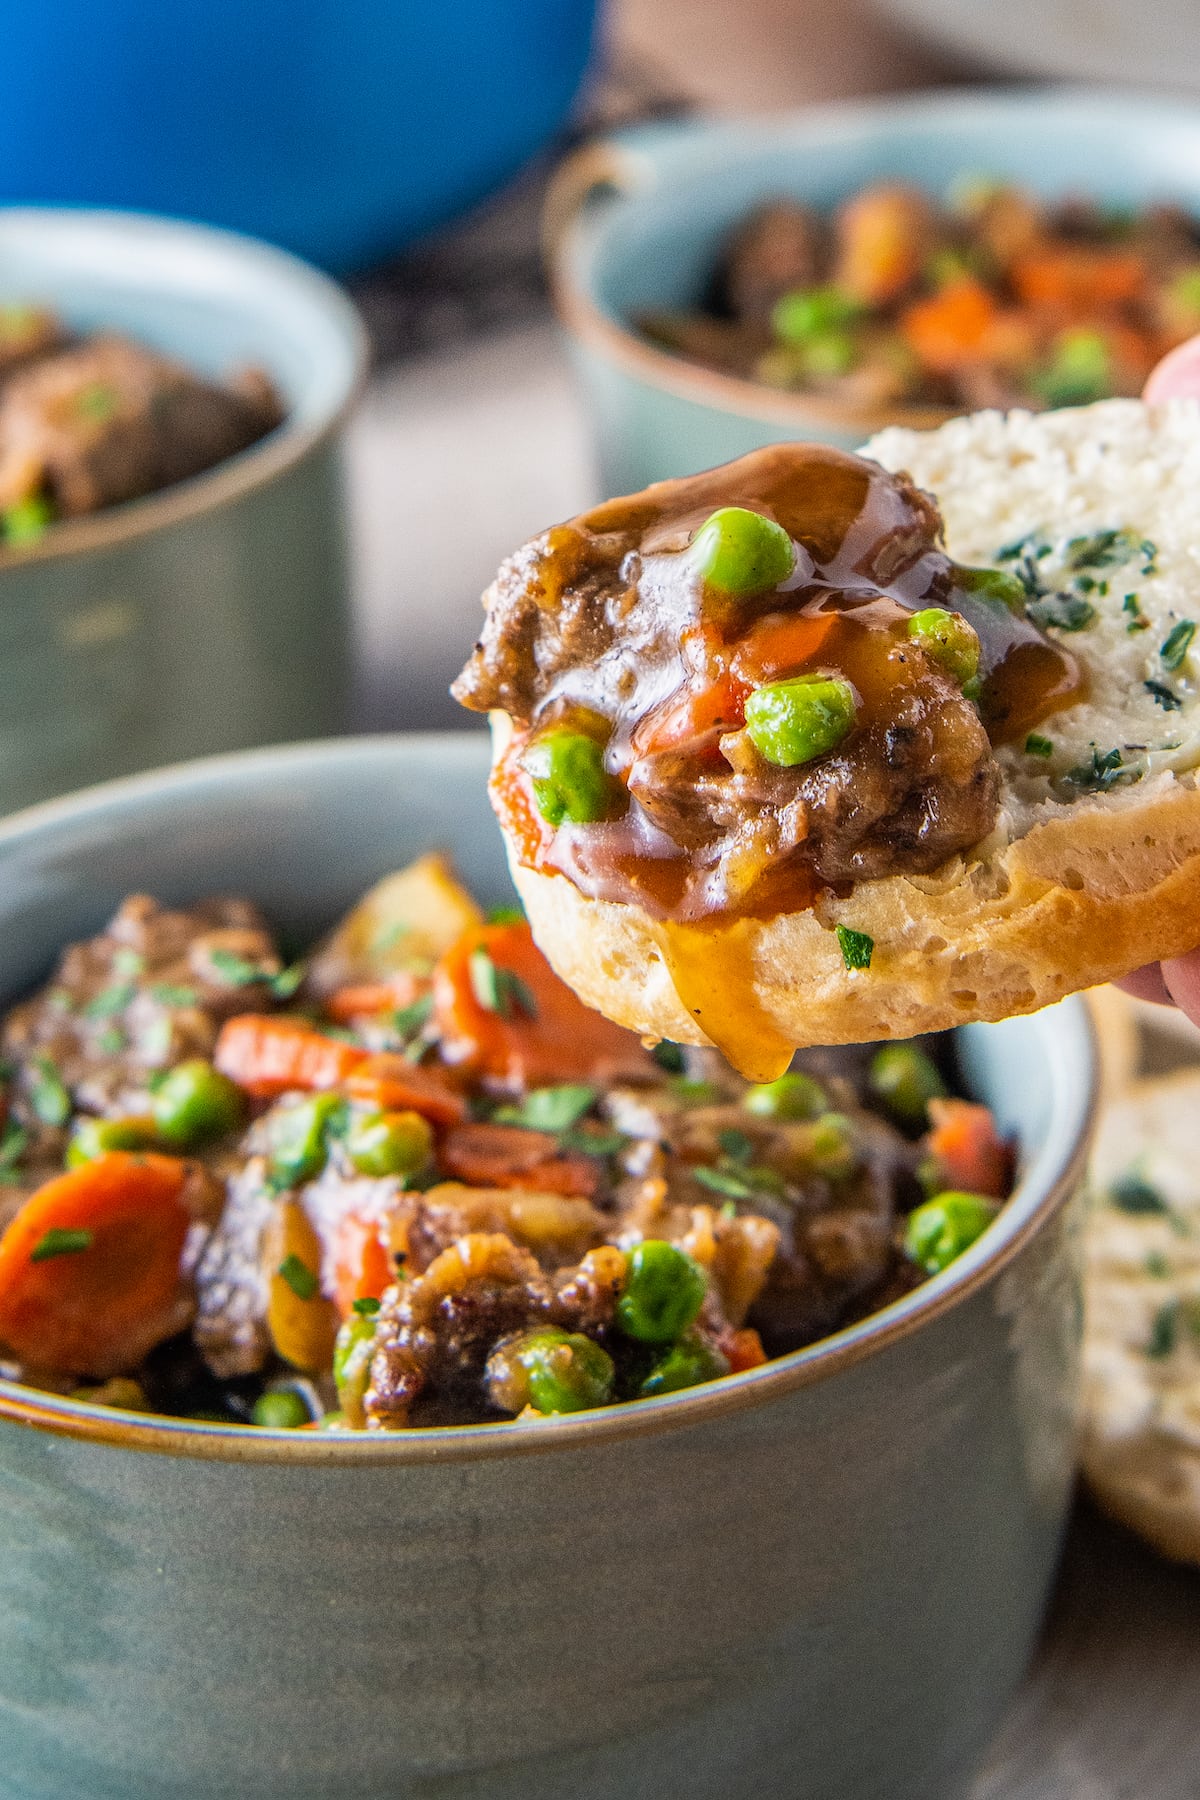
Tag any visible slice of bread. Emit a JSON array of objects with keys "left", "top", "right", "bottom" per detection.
[
  {"left": 496, "top": 400, "right": 1200, "bottom": 1079},
  {"left": 1084, "top": 1069, "right": 1200, "bottom": 1566}
]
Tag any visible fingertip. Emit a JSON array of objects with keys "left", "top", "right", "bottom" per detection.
[
  {"left": 1114, "top": 964, "right": 1174, "bottom": 1006},
  {"left": 1160, "top": 953, "right": 1200, "bottom": 1024},
  {"left": 1144, "top": 335, "right": 1200, "bottom": 404}
]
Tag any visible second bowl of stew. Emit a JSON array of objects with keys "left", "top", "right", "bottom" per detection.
[
  {"left": 0, "top": 734, "right": 1093, "bottom": 1800},
  {"left": 549, "top": 86, "right": 1200, "bottom": 492}
]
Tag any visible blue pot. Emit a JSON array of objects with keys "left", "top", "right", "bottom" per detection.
[
  {"left": 0, "top": 735, "right": 1093, "bottom": 1799},
  {"left": 548, "top": 87, "right": 1200, "bottom": 493},
  {"left": 0, "top": 0, "right": 600, "bottom": 272}
]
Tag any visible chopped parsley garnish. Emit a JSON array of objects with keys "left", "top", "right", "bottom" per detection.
[
  {"left": 76, "top": 380, "right": 118, "bottom": 422},
  {"left": 95, "top": 1027, "right": 126, "bottom": 1055},
  {"left": 669, "top": 1077, "right": 722, "bottom": 1106},
  {"left": 836, "top": 925, "right": 874, "bottom": 971},
  {"left": 0, "top": 1119, "right": 27, "bottom": 1172},
  {"left": 208, "top": 948, "right": 272, "bottom": 987},
  {"left": 1145, "top": 1252, "right": 1170, "bottom": 1279},
  {"left": 693, "top": 1164, "right": 757, "bottom": 1201},
  {"left": 149, "top": 983, "right": 198, "bottom": 1007},
  {"left": 1161, "top": 620, "right": 1196, "bottom": 671},
  {"left": 717, "top": 1127, "right": 753, "bottom": 1164},
  {"left": 269, "top": 963, "right": 306, "bottom": 1001},
  {"left": 111, "top": 948, "right": 144, "bottom": 977},
  {"left": 1024, "top": 733, "right": 1054, "bottom": 759},
  {"left": 1110, "top": 1171, "right": 1168, "bottom": 1214},
  {"left": 1123, "top": 593, "right": 1150, "bottom": 632},
  {"left": 31, "top": 1227, "right": 93, "bottom": 1263},
  {"left": 1026, "top": 593, "right": 1095, "bottom": 632},
  {"left": 719, "top": 1200, "right": 738, "bottom": 1222},
  {"left": 278, "top": 1254, "right": 318, "bottom": 1301},
  {"left": 468, "top": 948, "right": 537, "bottom": 1020},
  {"left": 558, "top": 1126, "right": 627, "bottom": 1157},
  {"left": 1144, "top": 679, "right": 1182, "bottom": 711},
  {"left": 29, "top": 1055, "right": 70, "bottom": 1126},
  {"left": 486, "top": 906, "right": 526, "bottom": 925},
  {"left": 392, "top": 993, "right": 434, "bottom": 1038},
  {"left": 1147, "top": 1301, "right": 1178, "bottom": 1359},
  {"left": 494, "top": 1083, "right": 596, "bottom": 1133},
  {"left": 651, "top": 1041, "right": 686, "bottom": 1074},
  {"left": 352, "top": 1296, "right": 381, "bottom": 1317},
  {"left": 1063, "top": 747, "right": 1129, "bottom": 793},
  {"left": 84, "top": 981, "right": 136, "bottom": 1019}
]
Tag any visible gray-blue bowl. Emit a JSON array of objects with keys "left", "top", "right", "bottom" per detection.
[
  {"left": 548, "top": 86, "right": 1200, "bottom": 493},
  {"left": 0, "top": 209, "right": 367, "bottom": 816},
  {"left": 0, "top": 735, "right": 1094, "bottom": 1800}
]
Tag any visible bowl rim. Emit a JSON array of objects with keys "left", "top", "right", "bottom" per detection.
[
  {"left": 0, "top": 733, "right": 1097, "bottom": 1465},
  {"left": 0, "top": 207, "right": 369, "bottom": 571},
  {"left": 545, "top": 81, "right": 1200, "bottom": 443}
]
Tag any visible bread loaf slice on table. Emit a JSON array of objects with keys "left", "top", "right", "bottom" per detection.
[
  {"left": 457, "top": 401, "right": 1200, "bottom": 1080},
  {"left": 1084, "top": 1070, "right": 1200, "bottom": 1567}
]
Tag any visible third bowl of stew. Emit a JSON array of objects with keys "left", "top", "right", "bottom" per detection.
[{"left": 548, "top": 87, "right": 1200, "bottom": 493}]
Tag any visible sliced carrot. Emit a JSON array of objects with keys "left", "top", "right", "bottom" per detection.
[
  {"left": 213, "top": 1015, "right": 367, "bottom": 1099},
  {"left": 0, "top": 1152, "right": 192, "bottom": 1376},
  {"left": 325, "top": 972, "right": 422, "bottom": 1025},
  {"left": 432, "top": 920, "right": 651, "bottom": 1089},
  {"left": 899, "top": 278, "right": 998, "bottom": 374},
  {"left": 631, "top": 672, "right": 749, "bottom": 760},
  {"left": 731, "top": 611, "right": 837, "bottom": 683},
  {"left": 344, "top": 1054, "right": 468, "bottom": 1127},
  {"left": 1011, "top": 246, "right": 1145, "bottom": 315},
  {"left": 924, "top": 1098, "right": 1012, "bottom": 1199},
  {"left": 439, "top": 1122, "right": 598, "bottom": 1199},
  {"left": 489, "top": 746, "right": 557, "bottom": 870},
  {"left": 726, "top": 1326, "right": 768, "bottom": 1373}
]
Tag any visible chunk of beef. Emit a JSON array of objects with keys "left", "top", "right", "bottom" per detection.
[{"left": 0, "top": 335, "right": 283, "bottom": 515}]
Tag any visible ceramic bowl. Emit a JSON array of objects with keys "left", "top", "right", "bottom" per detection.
[
  {"left": 547, "top": 86, "right": 1200, "bottom": 493},
  {"left": 0, "top": 209, "right": 366, "bottom": 816},
  {"left": 0, "top": 735, "right": 1094, "bottom": 1800}
]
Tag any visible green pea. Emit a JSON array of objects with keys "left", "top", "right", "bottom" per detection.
[
  {"left": 521, "top": 730, "right": 623, "bottom": 827},
  {"left": 638, "top": 1330, "right": 730, "bottom": 1398},
  {"left": 868, "top": 1045, "right": 947, "bottom": 1128},
  {"left": 1032, "top": 329, "right": 1112, "bottom": 408},
  {"left": 152, "top": 1059, "right": 245, "bottom": 1147},
  {"left": 907, "top": 608, "right": 980, "bottom": 687},
  {"left": 267, "top": 1091, "right": 345, "bottom": 1186},
  {"left": 744, "top": 676, "right": 857, "bottom": 767},
  {"left": 616, "top": 1240, "right": 707, "bottom": 1344},
  {"left": 743, "top": 1070, "right": 826, "bottom": 1121},
  {"left": 333, "top": 1313, "right": 378, "bottom": 1411},
  {"left": 498, "top": 1326, "right": 615, "bottom": 1415},
  {"left": 251, "top": 1386, "right": 314, "bottom": 1429},
  {"left": 1, "top": 494, "right": 53, "bottom": 546},
  {"left": 905, "top": 1191, "right": 999, "bottom": 1275},
  {"left": 955, "top": 565, "right": 1027, "bottom": 614},
  {"left": 771, "top": 284, "right": 861, "bottom": 344},
  {"left": 691, "top": 506, "right": 795, "bottom": 596},
  {"left": 804, "top": 1112, "right": 858, "bottom": 1180},
  {"left": 346, "top": 1109, "right": 433, "bottom": 1178},
  {"left": 66, "top": 1114, "right": 159, "bottom": 1167},
  {"left": 801, "top": 328, "right": 858, "bottom": 379}
]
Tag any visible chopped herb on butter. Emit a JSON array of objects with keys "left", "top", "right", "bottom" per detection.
[
  {"left": 1161, "top": 620, "right": 1196, "bottom": 670},
  {"left": 1024, "top": 732, "right": 1054, "bottom": 758},
  {"left": 1145, "top": 680, "right": 1182, "bottom": 711}
]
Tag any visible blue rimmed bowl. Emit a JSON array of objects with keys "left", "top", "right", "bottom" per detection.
[
  {"left": 0, "top": 734, "right": 1094, "bottom": 1800},
  {"left": 0, "top": 209, "right": 366, "bottom": 817},
  {"left": 547, "top": 86, "right": 1200, "bottom": 493}
]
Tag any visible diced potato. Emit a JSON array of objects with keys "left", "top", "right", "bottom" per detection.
[
  {"left": 306, "top": 854, "right": 484, "bottom": 994},
  {"left": 264, "top": 1198, "right": 339, "bottom": 1373}
]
